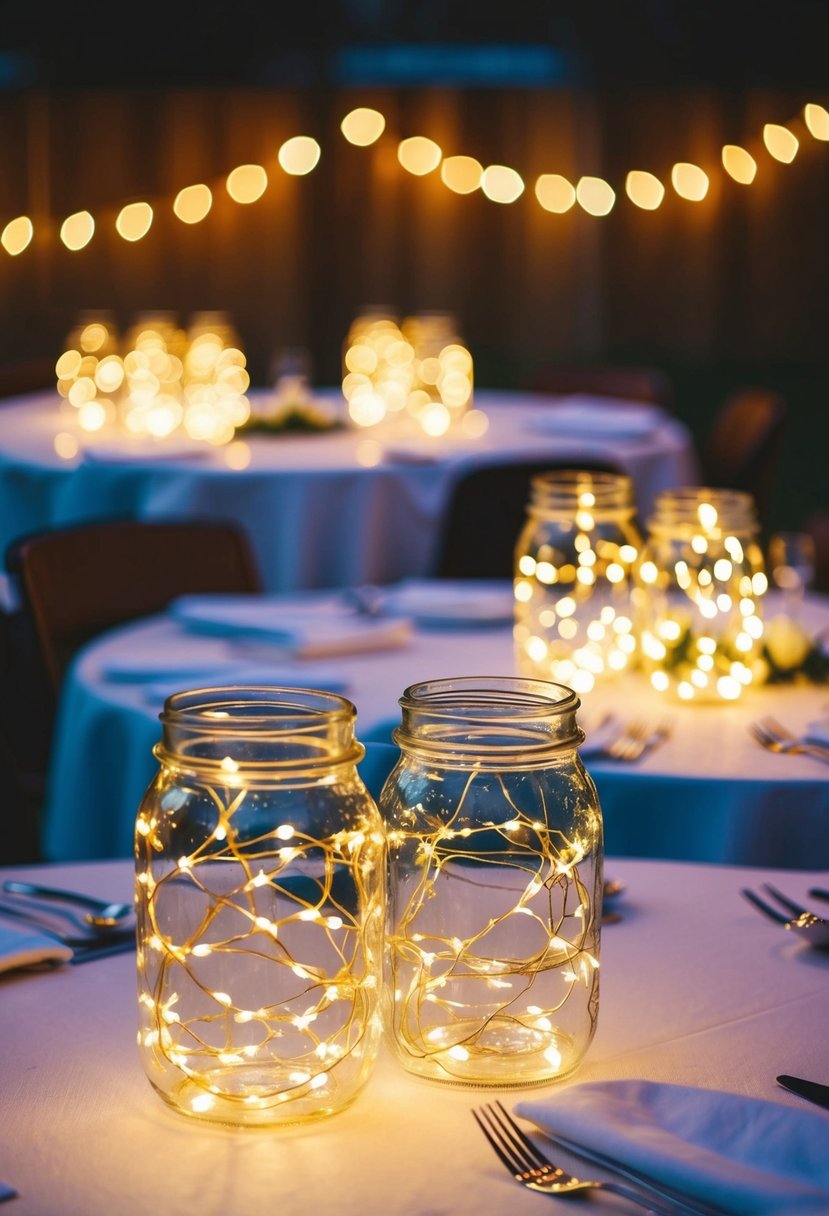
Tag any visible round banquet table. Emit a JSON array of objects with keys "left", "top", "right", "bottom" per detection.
[
  {"left": 1, "top": 854, "right": 827, "bottom": 1216},
  {"left": 39, "top": 587, "right": 829, "bottom": 869},
  {"left": 0, "top": 388, "right": 698, "bottom": 592}
]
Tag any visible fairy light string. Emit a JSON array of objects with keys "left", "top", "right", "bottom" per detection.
[
  {"left": 135, "top": 759, "right": 385, "bottom": 1125},
  {"left": 386, "top": 762, "right": 601, "bottom": 1084},
  {"left": 1, "top": 101, "right": 827, "bottom": 257}
]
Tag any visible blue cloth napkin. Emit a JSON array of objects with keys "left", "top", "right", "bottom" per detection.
[{"left": 517, "top": 1079, "right": 829, "bottom": 1215}]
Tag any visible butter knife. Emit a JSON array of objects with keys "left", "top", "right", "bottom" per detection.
[
  {"left": 539, "top": 1130, "right": 731, "bottom": 1216},
  {"left": 777, "top": 1074, "right": 829, "bottom": 1112}
]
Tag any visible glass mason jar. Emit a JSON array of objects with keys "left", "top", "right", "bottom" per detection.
[
  {"left": 634, "top": 487, "right": 768, "bottom": 702},
  {"left": 380, "top": 676, "right": 603, "bottom": 1088},
  {"left": 514, "top": 469, "right": 643, "bottom": 695},
  {"left": 401, "top": 311, "right": 474, "bottom": 436},
  {"left": 134, "top": 686, "right": 386, "bottom": 1127}
]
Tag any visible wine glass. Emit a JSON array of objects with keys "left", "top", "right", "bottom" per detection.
[{"left": 768, "top": 531, "right": 816, "bottom": 618}]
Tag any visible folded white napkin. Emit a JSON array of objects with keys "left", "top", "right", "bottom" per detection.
[
  {"left": 517, "top": 1079, "right": 829, "bottom": 1215},
  {"left": 381, "top": 442, "right": 442, "bottom": 464},
  {"left": 101, "top": 644, "right": 348, "bottom": 692},
  {"left": 102, "top": 652, "right": 250, "bottom": 681},
  {"left": 805, "top": 717, "right": 829, "bottom": 746},
  {"left": 141, "top": 664, "right": 349, "bottom": 704},
  {"left": 169, "top": 594, "right": 413, "bottom": 658},
  {"left": 81, "top": 436, "right": 215, "bottom": 463},
  {"left": 527, "top": 397, "right": 663, "bottom": 440},
  {"left": 379, "top": 579, "right": 514, "bottom": 628},
  {"left": 0, "top": 920, "right": 73, "bottom": 972}
]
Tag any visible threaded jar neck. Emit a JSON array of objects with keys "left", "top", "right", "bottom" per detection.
[
  {"left": 646, "top": 486, "right": 759, "bottom": 537},
  {"left": 156, "top": 686, "right": 363, "bottom": 776},
  {"left": 528, "top": 469, "right": 635, "bottom": 520},
  {"left": 393, "top": 676, "right": 583, "bottom": 767}
]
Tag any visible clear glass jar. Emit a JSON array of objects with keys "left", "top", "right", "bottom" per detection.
[
  {"left": 379, "top": 676, "right": 603, "bottom": 1088},
  {"left": 401, "top": 311, "right": 474, "bottom": 435},
  {"left": 634, "top": 487, "right": 768, "bottom": 701},
  {"left": 514, "top": 470, "right": 643, "bottom": 695},
  {"left": 134, "top": 686, "right": 386, "bottom": 1127}
]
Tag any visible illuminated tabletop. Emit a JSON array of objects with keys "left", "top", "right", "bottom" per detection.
[{"left": 0, "top": 853, "right": 827, "bottom": 1216}]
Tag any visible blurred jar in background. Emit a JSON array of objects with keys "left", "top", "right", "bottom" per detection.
[
  {"left": 634, "top": 487, "right": 768, "bottom": 702},
  {"left": 514, "top": 470, "right": 643, "bottom": 695},
  {"left": 341, "top": 307, "right": 473, "bottom": 438}
]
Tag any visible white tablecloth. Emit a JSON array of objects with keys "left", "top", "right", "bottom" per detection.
[
  {"left": 40, "top": 589, "right": 829, "bottom": 868},
  {"left": 0, "top": 855, "right": 827, "bottom": 1216},
  {"left": 0, "top": 388, "right": 697, "bottom": 591}
]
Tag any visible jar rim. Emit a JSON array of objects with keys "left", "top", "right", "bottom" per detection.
[
  {"left": 399, "top": 675, "right": 580, "bottom": 717},
  {"left": 528, "top": 468, "right": 635, "bottom": 516},
  {"left": 159, "top": 685, "right": 357, "bottom": 730},
  {"left": 156, "top": 685, "right": 364, "bottom": 773},
  {"left": 648, "top": 485, "right": 758, "bottom": 529}
]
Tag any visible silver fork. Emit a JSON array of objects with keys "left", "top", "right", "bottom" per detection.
[
  {"left": 473, "top": 1100, "right": 711, "bottom": 1215},
  {"left": 749, "top": 717, "right": 829, "bottom": 766},
  {"left": 606, "top": 717, "right": 672, "bottom": 762},
  {"left": 740, "top": 884, "right": 829, "bottom": 948}
]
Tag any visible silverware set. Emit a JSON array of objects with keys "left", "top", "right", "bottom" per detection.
[
  {"left": 586, "top": 715, "right": 674, "bottom": 763},
  {"left": 741, "top": 882, "right": 829, "bottom": 948},
  {"left": 749, "top": 717, "right": 829, "bottom": 765},
  {"left": 0, "top": 880, "right": 135, "bottom": 964}
]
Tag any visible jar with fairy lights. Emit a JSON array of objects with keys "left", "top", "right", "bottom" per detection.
[
  {"left": 380, "top": 676, "right": 603, "bottom": 1087},
  {"left": 341, "top": 308, "right": 473, "bottom": 438},
  {"left": 134, "top": 686, "right": 386, "bottom": 1127},
  {"left": 513, "top": 469, "right": 643, "bottom": 695},
  {"left": 633, "top": 487, "right": 768, "bottom": 702}
]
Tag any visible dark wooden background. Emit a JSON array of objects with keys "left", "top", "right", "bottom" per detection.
[{"left": 0, "top": 83, "right": 827, "bottom": 533}]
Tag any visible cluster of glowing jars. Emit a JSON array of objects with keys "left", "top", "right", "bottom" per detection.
[
  {"left": 633, "top": 487, "right": 768, "bottom": 702},
  {"left": 514, "top": 470, "right": 643, "bottom": 695},
  {"left": 135, "top": 679, "right": 604, "bottom": 1127},
  {"left": 134, "top": 687, "right": 386, "bottom": 1127},
  {"left": 55, "top": 310, "right": 251, "bottom": 445},
  {"left": 341, "top": 310, "right": 477, "bottom": 438}
]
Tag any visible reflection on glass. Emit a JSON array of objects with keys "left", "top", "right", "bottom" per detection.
[{"left": 768, "top": 531, "right": 815, "bottom": 619}]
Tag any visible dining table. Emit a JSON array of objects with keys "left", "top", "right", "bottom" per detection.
[
  {"left": 0, "top": 852, "right": 827, "bottom": 1215},
  {"left": 0, "top": 387, "right": 698, "bottom": 592},
  {"left": 38, "top": 583, "right": 829, "bottom": 870}
]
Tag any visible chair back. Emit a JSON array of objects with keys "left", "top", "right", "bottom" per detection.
[
  {"left": 529, "top": 364, "right": 674, "bottom": 409},
  {"left": 433, "top": 458, "right": 621, "bottom": 580},
  {"left": 700, "top": 388, "right": 787, "bottom": 533},
  {"left": 6, "top": 517, "right": 263, "bottom": 696},
  {"left": 1, "top": 517, "right": 262, "bottom": 863}
]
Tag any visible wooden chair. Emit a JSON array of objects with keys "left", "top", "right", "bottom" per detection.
[
  {"left": 6, "top": 517, "right": 263, "bottom": 696},
  {"left": 433, "top": 458, "right": 622, "bottom": 580},
  {"left": 528, "top": 363, "right": 674, "bottom": 409},
  {"left": 2, "top": 518, "right": 263, "bottom": 861},
  {"left": 699, "top": 388, "right": 788, "bottom": 534}
]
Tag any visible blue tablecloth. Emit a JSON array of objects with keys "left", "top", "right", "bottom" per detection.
[
  {"left": 0, "top": 389, "right": 697, "bottom": 592},
  {"left": 41, "top": 593, "right": 829, "bottom": 867}
]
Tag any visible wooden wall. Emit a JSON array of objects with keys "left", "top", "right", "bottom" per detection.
[{"left": 1, "top": 85, "right": 825, "bottom": 388}]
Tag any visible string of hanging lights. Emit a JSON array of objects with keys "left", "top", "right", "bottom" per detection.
[{"left": 1, "top": 101, "right": 827, "bottom": 258}]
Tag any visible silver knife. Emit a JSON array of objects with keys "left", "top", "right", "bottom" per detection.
[
  {"left": 541, "top": 1130, "right": 732, "bottom": 1215},
  {"left": 777, "top": 1074, "right": 829, "bottom": 1111}
]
